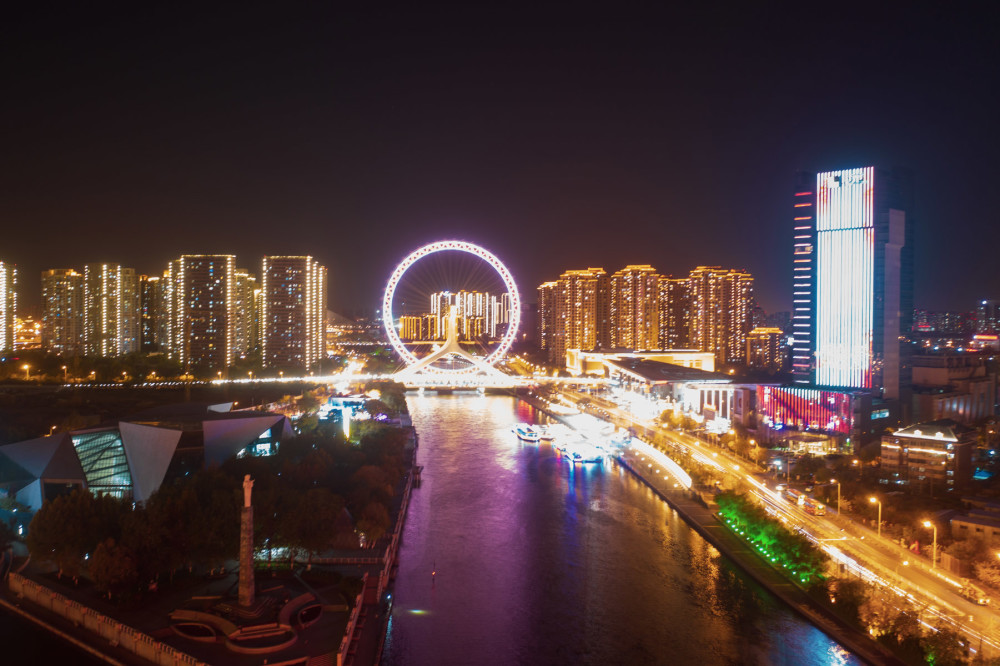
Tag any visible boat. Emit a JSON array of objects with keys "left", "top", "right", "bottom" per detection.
[
  {"left": 539, "top": 425, "right": 555, "bottom": 441},
  {"left": 513, "top": 424, "right": 542, "bottom": 442}
]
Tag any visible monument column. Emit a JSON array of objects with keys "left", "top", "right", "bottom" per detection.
[{"left": 239, "top": 474, "right": 255, "bottom": 607}]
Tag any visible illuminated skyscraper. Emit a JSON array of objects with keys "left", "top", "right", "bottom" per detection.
[
  {"left": 42, "top": 268, "right": 85, "bottom": 355},
  {"left": 688, "top": 266, "right": 754, "bottom": 364},
  {"left": 792, "top": 166, "right": 913, "bottom": 399},
  {"left": 167, "top": 255, "right": 236, "bottom": 370},
  {"left": 977, "top": 300, "right": 1000, "bottom": 335},
  {"left": 791, "top": 171, "right": 817, "bottom": 383},
  {"left": 83, "top": 263, "right": 139, "bottom": 357},
  {"left": 0, "top": 261, "right": 16, "bottom": 353},
  {"left": 261, "top": 256, "right": 327, "bottom": 370},
  {"left": 658, "top": 277, "right": 691, "bottom": 349},
  {"left": 747, "top": 327, "right": 785, "bottom": 372},
  {"left": 428, "top": 290, "right": 508, "bottom": 341},
  {"left": 546, "top": 268, "right": 610, "bottom": 364},
  {"left": 609, "top": 265, "right": 660, "bottom": 350},
  {"left": 139, "top": 274, "right": 162, "bottom": 352},
  {"left": 537, "top": 281, "right": 559, "bottom": 356},
  {"left": 232, "top": 269, "right": 259, "bottom": 359}
]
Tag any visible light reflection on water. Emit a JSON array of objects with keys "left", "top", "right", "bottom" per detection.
[{"left": 384, "top": 394, "right": 860, "bottom": 666}]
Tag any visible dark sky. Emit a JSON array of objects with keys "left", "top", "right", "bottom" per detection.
[{"left": 3, "top": 4, "right": 998, "bottom": 315}]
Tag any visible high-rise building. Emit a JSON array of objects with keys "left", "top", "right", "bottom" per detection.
[
  {"left": 261, "top": 256, "right": 327, "bottom": 370},
  {"left": 83, "top": 263, "right": 139, "bottom": 357},
  {"left": 536, "top": 268, "right": 610, "bottom": 365},
  {"left": 747, "top": 327, "right": 785, "bottom": 372},
  {"left": 167, "top": 255, "right": 236, "bottom": 371},
  {"left": 658, "top": 277, "right": 691, "bottom": 349},
  {"left": 791, "top": 171, "right": 817, "bottom": 384},
  {"left": 0, "top": 261, "right": 16, "bottom": 353},
  {"left": 428, "top": 290, "right": 509, "bottom": 342},
  {"left": 14, "top": 315, "right": 41, "bottom": 350},
  {"left": 791, "top": 166, "right": 914, "bottom": 399},
  {"left": 978, "top": 300, "right": 1000, "bottom": 334},
  {"left": 41, "top": 268, "right": 85, "bottom": 355},
  {"left": 538, "top": 281, "right": 559, "bottom": 358},
  {"left": 232, "top": 269, "right": 259, "bottom": 360},
  {"left": 139, "top": 274, "right": 162, "bottom": 352},
  {"left": 688, "top": 266, "right": 754, "bottom": 365},
  {"left": 609, "top": 265, "right": 660, "bottom": 350}
]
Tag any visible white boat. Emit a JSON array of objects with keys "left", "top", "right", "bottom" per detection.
[
  {"left": 513, "top": 424, "right": 542, "bottom": 442},
  {"left": 539, "top": 425, "right": 555, "bottom": 441}
]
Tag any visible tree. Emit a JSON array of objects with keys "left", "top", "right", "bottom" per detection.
[
  {"left": 89, "top": 538, "right": 138, "bottom": 600},
  {"left": 827, "top": 578, "right": 869, "bottom": 626},
  {"left": 921, "top": 627, "right": 968, "bottom": 666},
  {"left": 0, "top": 520, "right": 17, "bottom": 551},
  {"left": 357, "top": 502, "right": 390, "bottom": 545},
  {"left": 288, "top": 488, "right": 344, "bottom": 562},
  {"left": 26, "top": 490, "right": 128, "bottom": 582}
]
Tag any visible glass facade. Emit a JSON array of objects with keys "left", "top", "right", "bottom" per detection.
[{"left": 72, "top": 430, "right": 133, "bottom": 499}]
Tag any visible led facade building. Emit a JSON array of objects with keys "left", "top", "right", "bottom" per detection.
[
  {"left": 609, "top": 265, "right": 660, "bottom": 350},
  {"left": 83, "top": 263, "right": 139, "bottom": 357},
  {"left": 688, "top": 266, "right": 754, "bottom": 365},
  {"left": 0, "top": 261, "right": 16, "bottom": 353},
  {"left": 168, "top": 255, "right": 236, "bottom": 370},
  {"left": 756, "top": 385, "right": 874, "bottom": 437},
  {"left": 791, "top": 171, "right": 817, "bottom": 384},
  {"left": 261, "top": 256, "right": 327, "bottom": 369},
  {"left": 792, "top": 166, "right": 913, "bottom": 400},
  {"left": 41, "top": 268, "right": 85, "bottom": 355}
]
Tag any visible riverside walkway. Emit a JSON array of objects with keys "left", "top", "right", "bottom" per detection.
[{"left": 617, "top": 445, "right": 904, "bottom": 666}]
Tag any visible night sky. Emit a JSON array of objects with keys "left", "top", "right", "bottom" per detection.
[{"left": 3, "top": 4, "right": 998, "bottom": 316}]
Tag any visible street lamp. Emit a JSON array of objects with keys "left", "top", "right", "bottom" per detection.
[
  {"left": 831, "top": 478, "right": 841, "bottom": 515},
  {"left": 61, "top": 365, "right": 67, "bottom": 382},
  {"left": 870, "top": 497, "right": 882, "bottom": 537},
  {"left": 924, "top": 520, "right": 938, "bottom": 569},
  {"left": 22, "top": 364, "right": 29, "bottom": 380}
]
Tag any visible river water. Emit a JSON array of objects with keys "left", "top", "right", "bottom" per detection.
[{"left": 382, "top": 393, "right": 858, "bottom": 666}]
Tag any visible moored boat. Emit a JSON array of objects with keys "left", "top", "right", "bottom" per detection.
[{"left": 513, "top": 424, "right": 542, "bottom": 442}]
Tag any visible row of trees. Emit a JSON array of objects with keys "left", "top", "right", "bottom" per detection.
[
  {"left": 716, "top": 489, "right": 978, "bottom": 664},
  {"left": 715, "top": 490, "right": 827, "bottom": 584},
  {"left": 811, "top": 577, "right": 977, "bottom": 665}
]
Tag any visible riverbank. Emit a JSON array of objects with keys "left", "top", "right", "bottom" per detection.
[
  {"left": 519, "top": 389, "right": 900, "bottom": 665},
  {"left": 615, "top": 448, "right": 903, "bottom": 666}
]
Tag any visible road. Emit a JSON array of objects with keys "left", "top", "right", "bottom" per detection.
[{"left": 560, "top": 388, "right": 1000, "bottom": 658}]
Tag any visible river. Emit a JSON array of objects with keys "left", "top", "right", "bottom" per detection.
[{"left": 382, "top": 393, "right": 859, "bottom": 665}]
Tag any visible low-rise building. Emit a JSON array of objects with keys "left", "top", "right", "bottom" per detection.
[
  {"left": 880, "top": 419, "right": 974, "bottom": 493},
  {"left": 911, "top": 352, "right": 996, "bottom": 425},
  {"left": 0, "top": 403, "right": 293, "bottom": 509}
]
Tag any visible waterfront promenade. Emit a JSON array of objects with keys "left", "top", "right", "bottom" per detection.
[{"left": 615, "top": 446, "right": 903, "bottom": 666}]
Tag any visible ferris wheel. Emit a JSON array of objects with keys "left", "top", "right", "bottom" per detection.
[{"left": 382, "top": 240, "right": 521, "bottom": 374}]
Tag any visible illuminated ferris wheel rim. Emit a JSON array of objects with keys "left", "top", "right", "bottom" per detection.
[{"left": 383, "top": 240, "right": 521, "bottom": 373}]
